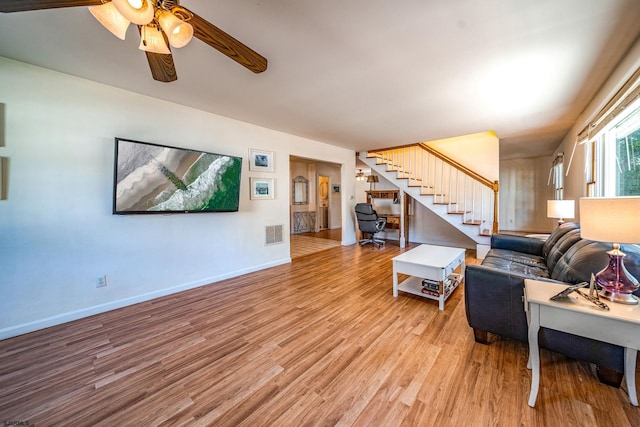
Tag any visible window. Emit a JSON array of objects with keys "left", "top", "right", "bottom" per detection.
[
  {"left": 550, "top": 154, "right": 564, "bottom": 199},
  {"left": 611, "top": 107, "right": 640, "bottom": 195},
  {"left": 586, "top": 97, "right": 640, "bottom": 197}
]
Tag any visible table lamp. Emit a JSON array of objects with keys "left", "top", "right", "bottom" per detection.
[
  {"left": 579, "top": 197, "right": 640, "bottom": 304},
  {"left": 547, "top": 199, "right": 575, "bottom": 226},
  {"left": 367, "top": 174, "right": 379, "bottom": 190}
]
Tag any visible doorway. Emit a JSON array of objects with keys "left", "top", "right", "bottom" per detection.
[
  {"left": 289, "top": 157, "right": 342, "bottom": 259},
  {"left": 318, "top": 175, "right": 329, "bottom": 231}
]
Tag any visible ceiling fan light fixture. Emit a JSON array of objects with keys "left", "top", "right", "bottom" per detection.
[
  {"left": 88, "top": 2, "right": 130, "bottom": 40},
  {"left": 138, "top": 25, "right": 171, "bottom": 55},
  {"left": 112, "top": 0, "right": 154, "bottom": 25},
  {"left": 158, "top": 9, "right": 194, "bottom": 48}
]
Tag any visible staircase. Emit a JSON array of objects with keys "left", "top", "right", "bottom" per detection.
[{"left": 359, "top": 144, "right": 498, "bottom": 252}]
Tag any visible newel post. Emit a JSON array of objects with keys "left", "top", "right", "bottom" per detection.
[{"left": 492, "top": 180, "right": 499, "bottom": 234}]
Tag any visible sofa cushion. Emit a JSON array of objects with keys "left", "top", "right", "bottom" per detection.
[
  {"left": 481, "top": 253, "right": 550, "bottom": 279},
  {"left": 545, "top": 228, "right": 582, "bottom": 273},
  {"left": 484, "top": 248, "right": 546, "bottom": 267},
  {"left": 542, "top": 222, "right": 580, "bottom": 259},
  {"left": 552, "top": 239, "right": 640, "bottom": 288},
  {"left": 551, "top": 239, "right": 610, "bottom": 283},
  {"left": 490, "top": 233, "right": 544, "bottom": 255}
]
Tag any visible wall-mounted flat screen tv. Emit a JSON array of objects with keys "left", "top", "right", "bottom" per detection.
[{"left": 113, "top": 138, "right": 242, "bottom": 214}]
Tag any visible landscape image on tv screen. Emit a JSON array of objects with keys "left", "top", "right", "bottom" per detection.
[{"left": 113, "top": 138, "right": 242, "bottom": 214}]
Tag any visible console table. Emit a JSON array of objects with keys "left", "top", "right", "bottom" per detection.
[
  {"left": 292, "top": 211, "right": 316, "bottom": 234},
  {"left": 524, "top": 279, "right": 640, "bottom": 407}
]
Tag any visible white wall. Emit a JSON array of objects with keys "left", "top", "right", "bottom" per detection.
[
  {"left": 499, "top": 156, "right": 556, "bottom": 232},
  {"left": 556, "top": 37, "right": 640, "bottom": 211},
  {"left": 496, "top": 37, "right": 640, "bottom": 232},
  {"left": 409, "top": 203, "right": 477, "bottom": 249},
  {"left": 424, "top": 131, "right": 500, "bottom": 182},
  {"left": 0, "top": 57, "right": 356, "bottom": 339}
]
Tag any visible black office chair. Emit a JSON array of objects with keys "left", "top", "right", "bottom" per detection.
[{"left": 355, "top": 203, "right": 387, "bottom": 247}]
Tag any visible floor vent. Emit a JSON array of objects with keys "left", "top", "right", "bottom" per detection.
[{"left": 266, "top": 224, "right": 284, "bottom": 245}]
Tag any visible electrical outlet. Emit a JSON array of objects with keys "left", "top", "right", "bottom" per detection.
[{"left": 96, "top": 275, "right": 107, "bottom": 288}]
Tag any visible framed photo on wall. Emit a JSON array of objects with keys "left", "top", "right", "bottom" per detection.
[
  {"left": 249, "top": 148, "right": 274, "bottom": 172},
  {"left": 250, "top": 177, "right": 275, "bottom": 200}
]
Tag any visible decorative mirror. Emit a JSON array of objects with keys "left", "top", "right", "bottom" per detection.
[{"left": 292, "top": 176, "right": 309, "bottom": 205}]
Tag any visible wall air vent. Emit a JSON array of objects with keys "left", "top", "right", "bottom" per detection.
[{"left": 265, "top": 224, "right": 284, "bottom": 245}]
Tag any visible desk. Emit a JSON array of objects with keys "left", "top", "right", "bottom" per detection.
[
  {"left": 366, "top": 190, "right": 409, "bottom": 247},
  {"left": 524, "top": 279, "right": 640, "bottom": 407},
  {"left": 378, "top": 214, "right": 401, "bottom": 244}
]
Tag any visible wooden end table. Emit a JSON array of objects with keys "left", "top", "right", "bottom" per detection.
[{"left": 524, "top": 279, "right": 640, "bottom": 407}]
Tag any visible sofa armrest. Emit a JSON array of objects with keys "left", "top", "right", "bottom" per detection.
[
  {"left": 464, "top": 264, "right": 558, "bottom": 343},
  {"left": 490, "top": 233, "right": 544, "bottom": 256}
]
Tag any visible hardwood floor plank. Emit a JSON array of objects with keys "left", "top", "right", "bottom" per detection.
[{"left": 0, "top": 244, "right": 638, "bottom": 426}]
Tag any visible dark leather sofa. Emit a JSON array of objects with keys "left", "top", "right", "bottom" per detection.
[{"left": 464, "top": 222, "right": 640, "bottom": 387}]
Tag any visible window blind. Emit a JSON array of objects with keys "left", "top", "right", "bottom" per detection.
[{"left": 576, "top": 66, "right": 640, "bottom": 143}]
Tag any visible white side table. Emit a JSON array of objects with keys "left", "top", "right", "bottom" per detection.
[
  {"left": 392, "top": 244, "right": 465, "bottom": 310},
  {"left": 524, "top": 279, "right": 640, "bottom": 407}
]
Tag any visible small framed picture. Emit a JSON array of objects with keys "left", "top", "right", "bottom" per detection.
[
  {"left": 332, "top": 184, "right": 340, "bottom": 193},
  {"left": 249, "top": 148, "right": 274, "bottom": 172},
  {"left": 250, "top": 177, "right": 275, "bottom": 200}
]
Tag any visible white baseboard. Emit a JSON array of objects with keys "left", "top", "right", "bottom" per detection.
[{"left": 0, "top": 257, "right": 291, "bottom": 341}]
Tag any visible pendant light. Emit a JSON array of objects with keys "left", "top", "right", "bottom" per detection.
[
  {"left": 88, "top": 2, "right": 130, "bottom": 40},
  {"left": 158, "top": 9, "right": 194, "bottom": 48},
  {"left": 112, "top": 0, "right": 154, "bottom": 25},
  {"left": 139, "top": 24, "right": 171, "bottom": 55}
]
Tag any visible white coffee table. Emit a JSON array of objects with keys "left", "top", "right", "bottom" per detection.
[
  {"left": 524, "top": 279, "right": 640, "bottom": 407},
  {"left": 392, "top": 244, "right": 466, "bottom": 310}
]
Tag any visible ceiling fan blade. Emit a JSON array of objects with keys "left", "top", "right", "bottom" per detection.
[
  {"left": 187, "top": 10, "right": 267, "bottom": 74},
  {"left": 0, "top": 0, "right": 101, "bottom": 13},
  {"left": 145, "top": 51, "right": 178, "bottom": 83}
]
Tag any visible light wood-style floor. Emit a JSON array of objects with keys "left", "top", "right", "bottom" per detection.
[
  {"left": 290, "top": 229, "right": 342, "bottom": 259},
  {"left": 1, "top": 243, "right": 639, "bottom": 426}
]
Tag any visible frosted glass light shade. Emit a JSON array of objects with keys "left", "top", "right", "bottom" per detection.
[
  {"left": 112, "top": 0, "right": 154, "bottom": 25},
  {"left": 158, "top": 11, "right": 194, "bottom": 48},
  {"left": 139, "top": 25, "right": 171, "bottom": 55},
  {"left": 547, "top": 199, "right": 575, "bottom": 219},
  {"left": 89, "top": 2, "right": 130, "bottom": 40},
  {"left": 580, "top": 197, "right": 640, "bottom": 244}
]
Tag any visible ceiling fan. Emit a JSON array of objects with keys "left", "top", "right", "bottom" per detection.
[{"left": 0, "top": 0, "right": 268, "bottom": 82}]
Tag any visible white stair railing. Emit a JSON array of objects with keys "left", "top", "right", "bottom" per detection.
[{"left": 368, "top": 145, "right": 499, "bottom": 236}]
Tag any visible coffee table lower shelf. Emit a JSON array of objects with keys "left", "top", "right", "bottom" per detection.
[{"left": 397, "top": 274, "right": 462, "bottom": 309}]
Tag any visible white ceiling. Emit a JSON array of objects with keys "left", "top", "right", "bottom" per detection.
[{"left": 1, "top": 0, "right": 639, "bottom": 159}]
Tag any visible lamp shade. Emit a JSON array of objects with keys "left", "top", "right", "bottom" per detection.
[
  {"left": 112, "top": 0, "right": 154, "bottom": 25},
  {"left": 138, "top": 25, "right": 171, "bottom": 55},
  {"left": 579, "top": 197, "right": 640, "bottom": 244},
  {"left": 89, "top": 2, "right": 130, "bottom": 40},
  {"left": 158, "top": 10, "right": 194, "bottom": 48},
  {"left": 367, "top": 175, "right": 379, "bottom": 183},
  {"left": 547, "top": 199, "right": 575, "bottom": 219}
]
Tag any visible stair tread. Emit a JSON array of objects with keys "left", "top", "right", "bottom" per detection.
[{"left": 360, "top": 148, "right": 495, "bottom": 245}]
